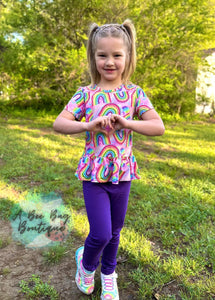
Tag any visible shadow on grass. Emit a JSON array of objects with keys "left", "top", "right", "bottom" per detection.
[{"left": 0, "top": 112, "right": 215, "bottom": 299}]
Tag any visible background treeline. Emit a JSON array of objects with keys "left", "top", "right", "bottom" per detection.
[{"left": 0, "top": 0, "right": 215, "bottom": 114}]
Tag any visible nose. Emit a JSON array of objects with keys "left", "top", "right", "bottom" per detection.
[{"left": 106, "top": 56, "right": 114, "bottom": 66}]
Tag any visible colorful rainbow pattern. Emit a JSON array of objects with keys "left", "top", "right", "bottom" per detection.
[
  {"left": 67, "top": 84, "right": 154, "bottom": 184},
  {"left": 137, "top": 104, "right": 151, "bottom": 117},
  {"left": 86, "top": 107, "right": 93, "bottom": 121},
  {"left": 114, "top": 91, "right": 129, "bottom": 102},
  {"left": 92, "top": 92, "right": 111, "bottom": 105},
  {"left": 113, "top": 130, "right": 126, "bottom": 144},
  {"left": 99, "top": 145, "right": 120, "bottom": 158},
  {"left": 136, "top": 87, "right": 147, "bottom": 98},
  {"left": 126, "top": 132, "right": 132, "bottom": 147},
  {"left": 86, "top": 131, "right": 91, "bottom": 145},
  {"left": 93, "top": 133, "right": 110, "bottom": 147},
  {"left": 86, "top": 147, "right": 94, "bottom": 156},
  {"left": 78, "top": 164, "right": 92, "bottom": 180},
  {"left": 72, "top": 90, "right": 85, "bottom": 107},
  {"left": 96, "top": 164, "right": 112, "bottom": 182},
  {"left": 122, "top": 106, "right": 130, "bottom": 119},
  {"left": 99, "top": 104, "right": 120, "bottom": 116}
]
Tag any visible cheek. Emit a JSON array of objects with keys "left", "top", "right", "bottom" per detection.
[
  {"left": 120, "top": 57, "right": 127, "bottom": 70},
  {"left": 95, "top": 59, "right": 103, "bottom": 69}
]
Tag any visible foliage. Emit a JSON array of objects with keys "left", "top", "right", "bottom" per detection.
[
  {"left": 130, "top": 0, "right": 215, "bottom": 113},
  {"left": 42, "top": 244, "right": 67, "bottom": 264},
  {"left": 19, "top": 274, "right": 59, "bottom": 299},
  {"left": 0, "top": 0, "right": 215, "bottom": 113}
]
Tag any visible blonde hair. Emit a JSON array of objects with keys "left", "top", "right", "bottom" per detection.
[{"left": 87, "top": 19, "right": 136, "bottom": 85}]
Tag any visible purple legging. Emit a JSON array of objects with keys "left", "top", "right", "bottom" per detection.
[{"left": 82, "top": 180, "right": 131, "bottom": 275}]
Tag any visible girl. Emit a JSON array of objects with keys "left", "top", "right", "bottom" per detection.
[{"left": 53, "top": 19, "right": 165, "bottom": 300}]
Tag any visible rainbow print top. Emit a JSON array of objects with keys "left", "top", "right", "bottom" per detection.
[{"left": 65, "top": 84, "right": 153, "bottom": 184}]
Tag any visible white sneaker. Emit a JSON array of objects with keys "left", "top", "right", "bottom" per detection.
[{"left": 101, "top": 271, "right": 119, "bottom": 300}]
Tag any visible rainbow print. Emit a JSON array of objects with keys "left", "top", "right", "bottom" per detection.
[
  {"left": 122, "top": 106, "right": 130, "bottom": 119},
  {"left": 112, "top": 162, "right": 119, "bottom": 177},
  {"left": 126, "top": 84, "right": 135, "bottom": 90},
  {"left": 136, "top": 88, "right": 147, "bottom": 98},
  {"left": 99, "top": 104, "right": 120, "bottom": 116},
  {"left": 85, "top": 91, "right": 90, "bottom": 104},
  {"left": 138, "top": 105, "right": 151, "bottom": 117},
  {"left": 130, "top": 89, "right": 138, "bottom": 107},
  {"left": 93, "top": 133, "right": 110, "bottom": 147},
  {"left": 86, "top": 148, "right": 94, "bottom": 156},
  {"left": 78, "top": 164, "right": 92, "bottom": 180},
  {"left": 92, "top": 92, "right": 111, "bottom": 105},
  {"left": 86, "top": 107, "right": 93, "bottom": 121},
  {"left": 119, "top": 169, "right": 126, "bottom": 180},
  {"left": 72, "top": 107, "right": 82, "bottom": 119},
  {"left": 86, "top": 131, "right": 91, "bottom": 145},
  {"left": 113, "top": 130, "right": 126, "bottom": 144},
  {"left": 126, "top": 132, "right": 132, "bottom": 147},
  {"left": 88, "top": 85, "right": 98, "bottom": 91},
  {"left": 114, "top": 91, "right": 129, "bottom": 102},
  {"left": 96, "top": 164, "right": 112, "bottom": 182},
  {"left": 99, "top": 145, "right": 120, "bottom": 158},
  {"left": 73, "top": 90, "right": 85, "bottom": 107}
]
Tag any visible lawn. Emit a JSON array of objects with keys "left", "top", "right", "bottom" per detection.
[{"left": 0, "top": 109, "right": 214, "bottom": 299}]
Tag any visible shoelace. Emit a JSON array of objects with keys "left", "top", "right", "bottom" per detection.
[
  {"left": 103, "top": 274, "right": 116, "bottom": 291},
  {"left": 83, "top": 274, "right": 94, "bottom": 285},
  {"left": 80, "top": 262, "right": 94, "bottom": 285}
]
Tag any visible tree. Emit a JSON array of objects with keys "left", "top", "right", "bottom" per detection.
[
  {"left": 128, "top": 0, "right": 215, "bottom": 113},
  {"left": 0, "top": 0, "right": 215, "bottom": 113}
]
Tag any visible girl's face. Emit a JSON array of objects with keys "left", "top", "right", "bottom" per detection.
[{"left": 95, "top": 37, "right": 127, "bottom": 88}]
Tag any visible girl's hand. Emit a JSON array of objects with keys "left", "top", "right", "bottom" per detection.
[
  {"left": 86, "top": 116, "right": 114, "bottom": 135},
  {"left": 110, "top": 114, "right": 129, "bottom": 131}
]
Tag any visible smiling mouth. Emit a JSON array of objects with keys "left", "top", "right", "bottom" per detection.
[{"left": 104, "top": 69, "right": 116, "bottom": 72}]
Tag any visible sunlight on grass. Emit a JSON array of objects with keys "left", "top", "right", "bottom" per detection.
[
  {"left": 71, "top": 210, "right": 89, "bottom": 238},
  {"left": 120, "top": 227, "right": 158, "bottom": 264},
  {"left": 0, "top": 180, "right": 26, "bottom": 203},
  {"left": 0, "top": 112, "right": 215, "bottom": 299}
]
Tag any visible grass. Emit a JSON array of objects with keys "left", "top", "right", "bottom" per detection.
[
  {"left": 19, "top": 274, "right": 59, "bottom": 299},
  {"left": 0, "top": 108, "right": 214, "bottom": 299},
  {"left": 42, "top": 244, "right": 67, "bottom": 265}
]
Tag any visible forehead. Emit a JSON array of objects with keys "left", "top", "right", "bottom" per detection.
[{"left": 96, "top": 37, "right": 127, "bottom": 52}]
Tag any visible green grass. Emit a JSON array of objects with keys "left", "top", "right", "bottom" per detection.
[
  {"left": 0, "top": 109, "right": 214, "bottom": 299},
  {"left": 42, "top": 244, "right": 67, "bottom": 265},
  {"left": 19, "top": 274, "right": 59, "bottom": 299}
]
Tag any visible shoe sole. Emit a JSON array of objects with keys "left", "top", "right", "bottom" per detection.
[{"left": 101, "top": 296, "right": 119, "bottom": 300}]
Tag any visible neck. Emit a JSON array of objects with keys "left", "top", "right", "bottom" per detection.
[{"left": 97, "top": 82, "right": 123, "bottom": 90}]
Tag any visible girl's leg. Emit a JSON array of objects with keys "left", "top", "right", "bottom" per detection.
[
  {"left": 82, "top": 181, "right": 112, "bottom": 272},
  {"left": 101, "top": 181, "right": 131, "bottom": 275}
]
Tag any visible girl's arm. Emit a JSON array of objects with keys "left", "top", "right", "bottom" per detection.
[
  {"left": 110, "top": 109, "right": 165, "bottom": 136},
  {"left": 53, "top": 110, "right": 113, "bottom": 135},
  {"left": 53, "top": 110, "right": 87, "bottom": 134}
]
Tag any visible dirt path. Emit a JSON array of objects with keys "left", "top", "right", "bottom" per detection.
[{"left": 0, "top": 220, "right": 138, "bottom": 300}]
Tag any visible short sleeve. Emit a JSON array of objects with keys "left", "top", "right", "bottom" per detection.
[
  {"left": 135, "top": 87, "right": 154, "bottom": 119},
  {"left": 65, "top": 87, "right": 85, "bottom": 121}
]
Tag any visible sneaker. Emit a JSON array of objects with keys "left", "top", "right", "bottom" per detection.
[
  {"left": 101, "top": 271, "right": 119, "bottom": 300},
  {"left": 75, "top": 246, "right": 95, "bottom": 295}
]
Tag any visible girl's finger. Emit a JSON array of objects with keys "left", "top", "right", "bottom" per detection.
[{"left": 107, "top": 116, "right": 114, "bottom": 129}]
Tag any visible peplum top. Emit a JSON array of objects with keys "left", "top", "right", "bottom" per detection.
[{"left": 65, "top": 84, "right": 153, "bottom": 184}]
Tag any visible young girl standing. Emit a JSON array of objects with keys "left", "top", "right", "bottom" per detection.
[{"left": 53, "top": 19, "right": 165, "bottom": 300}]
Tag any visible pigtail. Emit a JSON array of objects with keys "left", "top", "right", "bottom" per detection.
[
  {"left": 121, "top": 19, "right": 137, "bottom": 84},
  {"left": 87, "top": 23, "right": 100, "bottom": 85}
]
